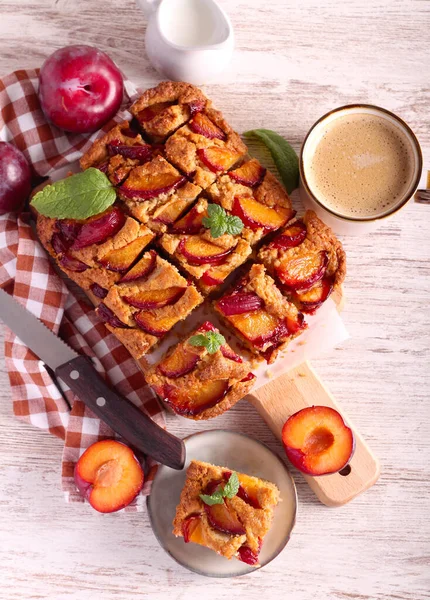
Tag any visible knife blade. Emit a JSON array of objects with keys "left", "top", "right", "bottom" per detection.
[{"left": 0, "top": 289, "right": 185, "bottom": 470}]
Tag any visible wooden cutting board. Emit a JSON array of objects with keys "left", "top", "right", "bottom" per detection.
[{"left": 247, "top": 286, "right": 380, "bottom": 506}]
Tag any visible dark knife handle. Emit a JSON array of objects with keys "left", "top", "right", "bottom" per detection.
[{"left": 56, "top": 355, "right": 185, "bottom": 470}]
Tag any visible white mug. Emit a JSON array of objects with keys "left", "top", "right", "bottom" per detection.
[
  {"left": 136, "top": 0, "right": 235, "bottom": 85},
  {"left": 299, "top": 104, "right": 423, "bottom": 235}
]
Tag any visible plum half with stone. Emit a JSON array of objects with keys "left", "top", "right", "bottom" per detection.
[
  {"left": 74, "top": 439, "right": 144, "bottom": 512},
  {"left": 282, "top": 406, "right": 355, "bottom": 476},
  {"left": 0, "top": 142, "right": 32, "bottom": 214},
  {"left": 39, "top": 45, "right": 123, "bottom": 133}
]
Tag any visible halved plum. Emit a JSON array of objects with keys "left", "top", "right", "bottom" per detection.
[
  {"left": 158, "top": 347, "right": 200, "bottom": 378},
  {"left": 74, "top": 440, "right": 144, "bottom": 513},
  {"left": 172, "top": 205, "right": 206, "bottom": 234},
  {"left": 189, "top": 112, "right": 226, "bottom": 140},
  {"left": 97, "top": 303, "right": 129, "bottom": 328},
  {"left": 71, "top": 207, "right": 126, "bottom": 250},
  {"left": 122, "top": 286, "right": 186, "bottom": 310},
  {"left": 282, "top": 406, "right": 355, "bottom": 476},
  {"left": 134, "top": 312, "right": 177, "bottom": 337},
  {"left": 98, "top": 235, "right": 152, "bottom": 272},
  {"left": 294, "top": 278, "right": 333, "bottom": 312},
  {"left": 119, "top": 171, "right": 187, "bottom": 200},
  {"left": 162, "top": 379, "right": 229, "bottom": 416},
  {"left": 229, "top": 160, "right": 266, "bottom": 187},
  {"left": 217, "top": 292, "right": 264, "bottom": 316},
  {"left": 178, "top": 238, "right": 233, "bottom": 266},
  {"left": 232, "top": 196, "right": 291, "bottom": 232},
  {"left": 197, "top": 147, "right": 241, "bottom": 173},
  {"left": 276, "top": 251, "right": 328, "bottom": 291},
  {"left": 119, "top": 250, "right": 157, "bottom": 284},
  {"left": 271, "top": 221, "right": 307, "bottom": 250}
]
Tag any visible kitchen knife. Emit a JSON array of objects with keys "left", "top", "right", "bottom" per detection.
[{"left": 0, "top": 289, "right": 185, "bottom": 470}]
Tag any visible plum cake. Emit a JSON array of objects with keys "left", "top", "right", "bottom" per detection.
[
  {"left": 130, "top": 81, "right": 209, "bottom": 143},
  {"left": 117, "top": 155, "right": 201, "bottom": 233},
  {"left": 214, "top": 264, "right": 306, "bottom": 363},
  {"left": 207, "top": 158, "right": 295, "bottom": 245},
  {"left": 173, "top": 460, "right": 280, "bottom": 565},
  {"left": 165, "top": 107, "right": 247, "bottom": 189},
  {"left": 80, "top": 121, "right": 154, "bottom": 185},
  {"left": 258, "top": 210, "right": 346, "bottom": 313},
  {"left": 159, "top": 198, "right": 252, "bottom": 295},
  {"left": 96, "top": 250, "right": 203, "bottom": 359},
  {"left": 36, "top": 206, "right": 155, "bottom": 302},
  {"left": 145, "top": 321, "right": 255, "bottom": 420}
]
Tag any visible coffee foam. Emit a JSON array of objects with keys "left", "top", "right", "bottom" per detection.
[{"left": 305, "top": 113, "right": 415, "bottom": 219}]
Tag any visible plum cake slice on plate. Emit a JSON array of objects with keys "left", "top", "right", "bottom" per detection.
[{"left": 173, "top": 460, "right": 279, "bottom": 565}]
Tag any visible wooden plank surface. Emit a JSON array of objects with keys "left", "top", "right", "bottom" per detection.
[{"left": 0, "top": 0, "right": 429, "bottom": 599}]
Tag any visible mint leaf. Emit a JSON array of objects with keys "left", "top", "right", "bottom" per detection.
[
  {"left": 188, "top": 333, "right": 208, "bottom": 348},
  {"left": 199, "top": 472, "right": 240, "bottom": 506},
  {"left": 31, "top": 168, "right": 116, "bottom": 220},
  {"left": 223, "top": 472, "right": 239, "bottom": 498},
  {"left": 189, "top": 331, "right": 226, "bottom": 354},
  {"left": 202, "top": 203, "right": 243, "bottom": 239},
  {"left": 225, "top": 214, "right": 243, "bottom": 236},
  {"left": 199, "top": 491, "right": 224, "bottom": 506},
  {"left": 243, "top": 129, "right": 299, "bottom": 194}
]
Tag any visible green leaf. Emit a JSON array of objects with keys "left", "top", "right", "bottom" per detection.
[
  {"left": 189, "top": 331, "right": 226, "bottom": 354},
  {"left": 188, "top": 334, "right": 208, "bottom": 348},
  {"left": 225, "top": 214, "right": 244, "bottom": 236},
  {"left": 199, "top": 472, "right": 240, "bottom": 506},
  {"left": 199, "top": 491, "right": 224, "bottom": 506},
  {"left": 30, "top": 168, "right": 116, "bottom": 220},
  {"left": 202, "top": 203, "right": 243, "bottom": 239},
  {"left": 243, "top": 129, "right": 299, "bottom": 194},
  {"left": 223, "top": 472, "right": 239, "bottom": 498}
]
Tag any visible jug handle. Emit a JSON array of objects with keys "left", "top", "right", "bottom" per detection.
[{"left": 136, "top": 0, "right": 161, "bottom": 17}]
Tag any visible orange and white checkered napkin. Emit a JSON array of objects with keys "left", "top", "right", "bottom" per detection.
[{"left": 0, "top": 70, "right": 166, "bottom": 510}]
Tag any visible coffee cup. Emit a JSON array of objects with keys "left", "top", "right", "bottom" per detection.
[{"left": 299, "top": 105, "right": 423, "bottom": 235}]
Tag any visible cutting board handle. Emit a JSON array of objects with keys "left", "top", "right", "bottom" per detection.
[{"left": 247, "top": 362, "right": 380, "bottom": 506}]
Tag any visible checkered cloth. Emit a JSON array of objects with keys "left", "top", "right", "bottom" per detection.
[{"left": 0, "top": 70, "right": 166, "bottom": 510}]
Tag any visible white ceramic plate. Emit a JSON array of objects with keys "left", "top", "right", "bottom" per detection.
[{"left": 147, "top": 430, "right": 297, "bottom": 577}]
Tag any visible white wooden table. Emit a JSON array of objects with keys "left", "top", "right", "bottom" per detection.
[{"left": 1, "top": 1, "right": 429, "bottom": 598}]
